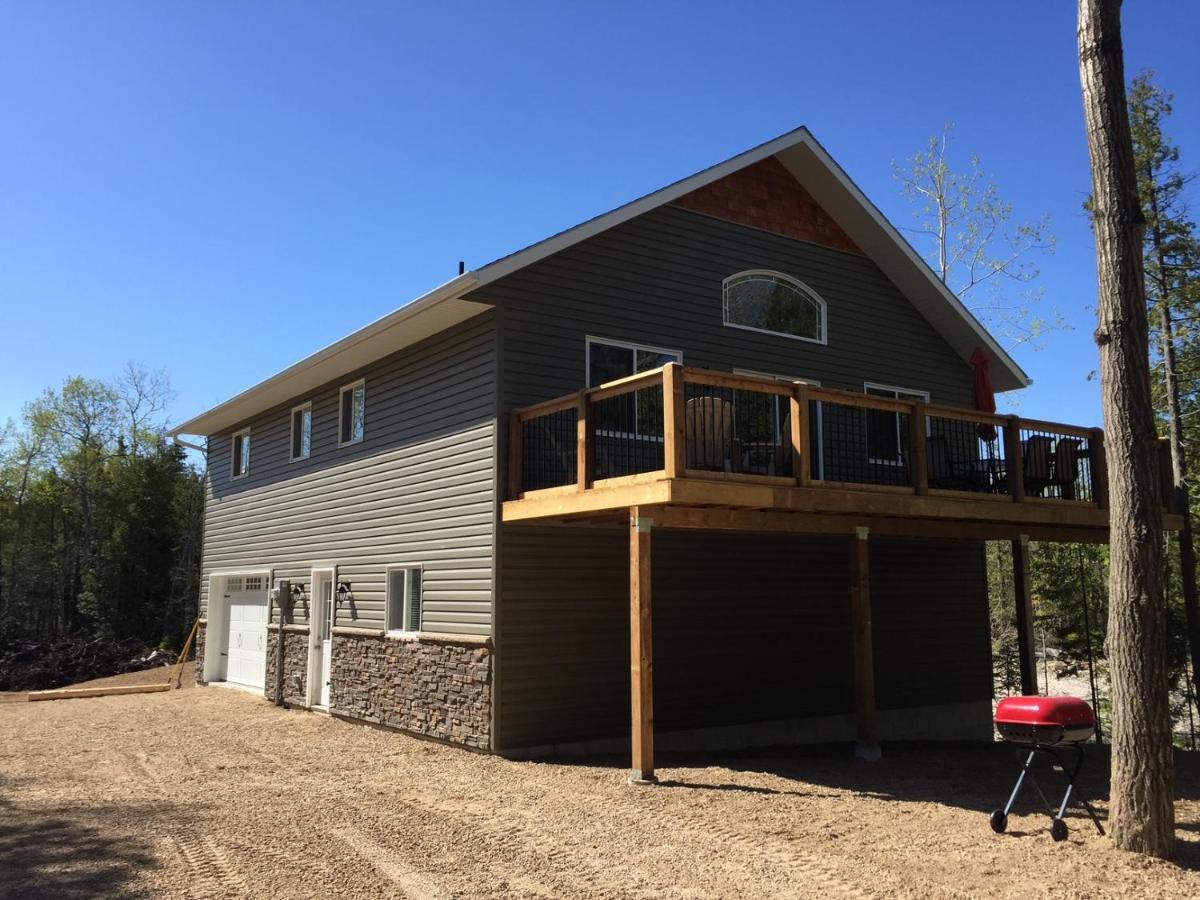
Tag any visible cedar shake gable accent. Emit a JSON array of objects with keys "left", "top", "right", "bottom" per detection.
[{"left": 672, "top": 157, "right": 863, "bottom": 255}]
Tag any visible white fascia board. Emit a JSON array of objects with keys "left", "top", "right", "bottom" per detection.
[{"left": 171, "top": 272, "right": 485, "bottom": 437}]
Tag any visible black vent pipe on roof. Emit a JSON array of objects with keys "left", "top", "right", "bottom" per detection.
[{"left": 458, "top": 260, "right": 465, "bottom": 275}]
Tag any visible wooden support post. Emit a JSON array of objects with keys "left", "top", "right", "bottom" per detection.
[
  {"left": 792, "top": 383, "right": 811, "bottom": 487},
  {"left": 576, "top": 390, "right": 592, "bottom": 491},
  {"left": 910, "top": 400, "right": 928, "bottom": 495},
  {"left": 1158, "top": 438, "right": 1176, "bottom": 514},
  {"left": 1004, "top": 416, "right": 1026, "bottom": 502},
  {"left": 508, "top": 410, "right": 523, "bottom": 499},
  {"left": 849, "top": 527, "right": 880, "bottom": 760},
  {"left": 274, "top": 579, "right": 291, "bottom": 707},
  {"left": 629, "top": 506, "right": 656, "bottom": 784},
  {"left": 1011, "top": 534, "right": 1039, "bottom": 696},
  {"left": 663, "top": 364, "right": 686, "bottom": 479},
  {"left": 1090, "top": 429, "right": 1108, "bottom": 509}
]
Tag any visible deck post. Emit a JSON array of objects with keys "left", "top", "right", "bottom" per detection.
[
  {"left": 791, "top": 383, "right": 811, "bottom": 487},
  {"left": 910, "top": 400, "right": 928, "bottom": 495},
  {"left": 576, "top": 389, "right": 592, "bottom": 491},
  {"left": 1090, "top": 429, "right": 1108, "bottom": 509},
  {"left": 1011, "top": 534, "right": 1039, "bottom": 696},
  {"left": 663, "top": 363, "right": 686, "bottom": 479},
  {"left": 1004, "top": 416, "right": 1025, "bottom": 502},
  {"left": 508, "top": 409, "right": 523, "bottom": 499},
  {"left": 849, "top": 526, "right": 880, "bottom": 761},
  {"left": 629, "top": 506, "right": 656, "bottom": 784}
]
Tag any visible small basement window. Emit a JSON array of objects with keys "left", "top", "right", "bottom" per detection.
[
  {"left": 231, "top": 428, "right": 251, "bottom": 478},
  {"left": 386, "top": 565, "right": 423, "bottom": 634},
  {"left": 723, "top": 270, "right": 827, "bottom": 344},
  {"left": 291, "top": 402, "right": 312, "bottom": 461},
  {"left": 339, "top": 380, "right": 365, "bottom": 446}
]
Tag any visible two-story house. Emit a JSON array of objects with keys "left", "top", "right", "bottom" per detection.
[{"left": 173, "top": 127, "right": 1170, "bottom": 783}]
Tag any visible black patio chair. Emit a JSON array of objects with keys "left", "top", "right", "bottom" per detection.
[
  {"left": 1022, "top": 435, "right": 1054, "bottom": 497},
  {"left": 1049, "top": 438, "right": 1083, "bottom": 500}
]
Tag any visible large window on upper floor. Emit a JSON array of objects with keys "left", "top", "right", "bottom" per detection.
[
  {"left": 864, "top": 382, "right": 930, "bottom": 466},
  {"left": 585, "top": 336, "right": 682, "bottom": 439},
  {"left": 722, "top": 270, "right": 827, "bottom": 344},
  {"left": 586, "top": 336, "right": 681, "bottom": 388}
]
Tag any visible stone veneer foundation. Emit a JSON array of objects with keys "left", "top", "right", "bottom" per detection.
[
  {"left": 194, "top": 620, "right": 207, "bottom": 684},
  {"left": 265, "top": 627, "right": 310, "bottom": 705},
  {"left": 329, "top": 631, "right": 492, "bottom": 751}
]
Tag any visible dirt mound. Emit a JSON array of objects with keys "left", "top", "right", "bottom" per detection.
[{"left": 0, "top": 638, "right": 180, "bottom": 692}]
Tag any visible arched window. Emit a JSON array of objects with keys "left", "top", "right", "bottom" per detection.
[{"left": 722, "top": 270, "right": 827, "bottom": 344}]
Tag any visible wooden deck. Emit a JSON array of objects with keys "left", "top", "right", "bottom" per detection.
[
  {"left": 502, "top": 363, "right": 1181, "bottom": 542},
  {"left": 502, "top": 363, "right": 1179, "bottom": 781}
]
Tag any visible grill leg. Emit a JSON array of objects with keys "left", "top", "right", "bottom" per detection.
[
  {"left": 1003, "top": 750, "right": 1037, "bottom": 817},
  {"left": 1060, "top": 744, "right": 1106, "bottom": 836}
]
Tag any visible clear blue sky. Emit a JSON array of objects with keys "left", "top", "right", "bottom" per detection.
[{"left": 2, "top": 2, "right": 1197, "bottom": 435}]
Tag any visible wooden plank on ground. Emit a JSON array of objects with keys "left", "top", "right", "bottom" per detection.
[{"left": 28, "top": 683, "right": 171, "bottom": 702}]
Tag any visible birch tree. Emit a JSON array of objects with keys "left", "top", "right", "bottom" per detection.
[{"left": 893, "top": 123, "right": 1056, "bottom": 346}]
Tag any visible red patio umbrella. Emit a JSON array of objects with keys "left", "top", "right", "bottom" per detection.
[{"left": 971, "top": 347, "right": 998, "bottom": 442}]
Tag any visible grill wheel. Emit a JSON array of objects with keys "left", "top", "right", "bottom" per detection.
[{"left": 989, "top": 810, "right": 1007, "bottom": 834}]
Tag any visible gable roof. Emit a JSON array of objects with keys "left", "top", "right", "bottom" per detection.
[{"left": 172, "top": 126, "right": 1029, "bottom": 437}]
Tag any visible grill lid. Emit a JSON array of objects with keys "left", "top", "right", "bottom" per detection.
[{"left": 995, "top": 696, "right": 1095, "bottom": 728}]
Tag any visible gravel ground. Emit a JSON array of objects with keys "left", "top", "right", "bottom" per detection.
[{"left": 2, "top": 685, "right": 1199, "bottom": 899}]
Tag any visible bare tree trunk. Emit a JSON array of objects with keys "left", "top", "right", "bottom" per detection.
[{"left": 1078, "top": 0, "right": 1175, "bottom": 858}]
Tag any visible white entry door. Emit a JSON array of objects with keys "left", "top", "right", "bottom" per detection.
[
  {"left": 224, "top": 583, "right": 268, "bottom": 690},
  {"left": 310, "top": 572, "right": 334, "bottom": 708}
]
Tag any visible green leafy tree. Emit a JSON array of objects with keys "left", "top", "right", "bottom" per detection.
[
  {"left": 0, "top": 365, "right": 203, "bottom": 656},
  {"left": 893, "top": 123, "right": 1057, "bottom": 347}
]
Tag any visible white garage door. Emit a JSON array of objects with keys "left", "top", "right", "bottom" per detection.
[{"left": 223, "top": 578, "right": 268, "bottom": 690}]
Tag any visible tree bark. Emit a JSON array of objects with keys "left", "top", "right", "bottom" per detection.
[{"left": 1078, "top": 0, "right": 1175, "bottom": 858}]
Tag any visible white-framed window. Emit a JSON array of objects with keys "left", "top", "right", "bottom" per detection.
[
  {"left": 385, "top": 565, "right": 423, "bottom": 634},
  {"left": 231, "top": 427, "right": 251, "bottom": 479},
  {"left": 225, "top": 575, "right": 264, "bottom": 592},
  {"left": 733, "top": 370, "right": 825, "bottom": 479},
  {"left": 290, "top": 402, "right": 312, "bottom": 461},
  {"left": 338, "top": 379, "right": 365, "bottom": 446},
  {"left": 585, "top": 336, "right": 682, "bottom": 438},
  {"left": 585, "top": 336, "right": 682, "bottom": 388},
  {"left": 864, "top": 382, "right": 930, "bottom": 466},
  {"left": 723, "top": 270, "right": 827, "bottom": 344}
]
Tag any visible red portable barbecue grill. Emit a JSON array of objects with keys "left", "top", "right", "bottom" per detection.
[{"left": 990, "top": 696, "right": 1105, "bottom": 842}]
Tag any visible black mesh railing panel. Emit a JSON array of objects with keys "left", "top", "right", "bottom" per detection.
[
  {"left": 683, "top": 383, "right": 793, "bottom": 477},
  {"left": 521, "top": 408, "right": 577, "bottom": 492},
  {"left": 926, "top": 415, "right": 1010, "bottom": 495},
  {"left": 591, "top": 385, "right": 665, "bottom": 480},
  {"left": 1018, "top": 426, "right": 1095, "bottom": 502},
  {"left": 817, "top": 400, "right": 913, "bottom": 487}
]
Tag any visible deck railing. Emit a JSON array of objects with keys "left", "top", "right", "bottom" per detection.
[{"left": 508, "top": 363, "right": 1170, "bottom": 512}]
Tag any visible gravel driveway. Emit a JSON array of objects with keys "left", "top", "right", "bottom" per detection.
[{"left": 2, "top": 685, "right": 1199, "bottom": 898}]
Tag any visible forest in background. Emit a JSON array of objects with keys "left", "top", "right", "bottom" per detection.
[
  {"left": 987, "top": 71, "right": 1200, "bottom": 747},
  {"left": 0, "top": 366, "right": 204, "bottom": 689}
]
